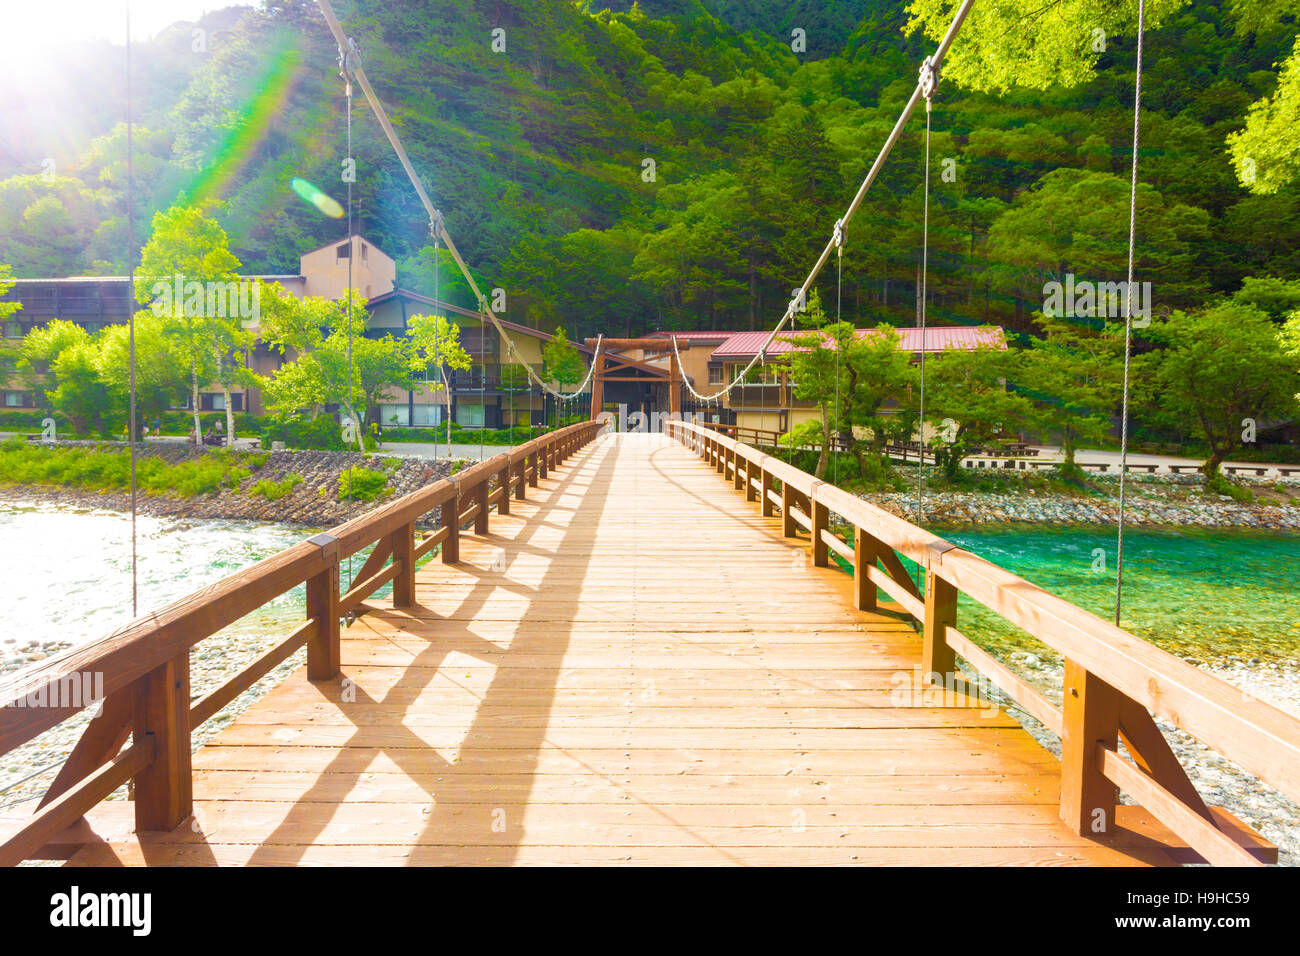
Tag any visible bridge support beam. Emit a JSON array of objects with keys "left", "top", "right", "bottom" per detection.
[
  {"left": 497, "top": 463, "right": 511, "bottom": 516},
  {"left": 132, "top": 653, "right": 192, "bottom": 832},
  {"left": 306, "top": 562, "right": 341, "bottom": 679},
  {"left": 854, "top": 527, "right": 878, "bottom": 611},
  {"left": 442, "top": 492, "right": 460, "bottom": 564},
  {"left": 475, "top": 479, "right": 490, "bottom": 535},
  {"left": 1060, "top": 659, "right": 1120, "bottom": 836},
  {"left": 781, "top": 483, "right": 798, "bottom": 538},
  {"left": 811, "top": 497, "right": 829, "bottom": 567},
  {"left": 392, "top": 521, "right": 415, "bottom": 608},
  {"left": 922, "top": 571, "right": 957, "bottom": 679}
]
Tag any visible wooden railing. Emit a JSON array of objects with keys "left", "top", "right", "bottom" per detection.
[
  {"left": 668, "top": 420, "right": 1296, "bottom": 865},
  {"left": 700, "top": 421, "right": 918, "bottom": 460},
  {"left": 0, "top": 420, "right": 606, "bottom": 865}
]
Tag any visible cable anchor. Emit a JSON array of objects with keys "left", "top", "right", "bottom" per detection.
[
  {"left": 919, "top": 56, "right": 938, "bottom": 108},
  {"left": 338, "top": 37, "right": 361, "bottom": 94},
  {"left": 833, "top": 218, "right": 845, "bottom": 255}
]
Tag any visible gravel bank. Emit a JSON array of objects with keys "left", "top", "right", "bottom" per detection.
[
  {"left": 0, "top": 441, "right": 468, "bottom": 527},
  {"left": 866, "top": 473, "right": 1300, "bottom": 530}
]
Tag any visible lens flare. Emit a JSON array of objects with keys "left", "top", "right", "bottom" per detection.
[
  {"left": 290, "top": 178, "right": 344, "bottom": 219},
  {"left": 187, "top": 41, "right": 301, "bottom": 203}
]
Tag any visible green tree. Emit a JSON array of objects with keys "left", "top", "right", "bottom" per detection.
[
  {"left": 14, "top": 319, "right": 87, "bottom": 409},
  {"left": 260, "top": 291, "right": 406, "bottom": 452},
  {"left": 95, "top": 311, "right": 189, "bottom": 428},
  {"left": 542, "top": 326, "right": 585, "bottom": 427},
  {"left": 923, "top": 338, "right": 1038, "bottom": 480},
  {"left": 136, "top": 202, "right": 250, "bottom": 445},
  {"left": 1020, "top": 313, "right": 1123, "bottom": 471},
  {"left": 1148, "top": 301, "right": 1300, "bottom": 477},
  {"left": 18, "top": 323, "right": 112, "bottom": 435},
  {"left": 407, "top": 312, "right": 472, "bottom": 456},
  {"left": 778, "top": 292, "right": 844, "bottom": 479}
]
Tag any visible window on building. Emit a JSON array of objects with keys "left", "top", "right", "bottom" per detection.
[
  {"left": 3, "top": 321, "right": 21, "bottom": 339},
  {"left": 361, "top": 243, "right": 368, "bottom": 261},
  {"left": 412, "top": 404, "right": 443, "bottom": 427},
  {"left": 380, "top": 404, "right": 410, "bottom": 427},
  {"left": 5, "top": 391, "right": 25, "bottom": 407},
  {"left": 210, "top": 393, "right": 227, "bottom": 411},
  {"left": 455, "top": 402, "right": 485, "bottom": 427},
  {"left": 336, "top": 243, "right": 350, "bottom": 260},
  {"left": 708, "top": 365, "right": 723, "bottom": 385}
]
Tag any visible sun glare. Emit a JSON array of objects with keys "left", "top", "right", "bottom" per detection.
[{"left": 3, "top": 1, "right": 250, "bottom": 77}]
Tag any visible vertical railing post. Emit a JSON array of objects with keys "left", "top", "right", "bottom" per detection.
[
  {"left": 132, "top": 652, "right": 192, "bottom": 831},
  {"left": 1060, "top": 659, "right": 1120, "bottom": 836},
  {"left": 780, "top": 482, "right": 797, "bottom": 537},
  {"left": 306, "top": 533, "right": 340, "bottom": 680},
  {"left": 475, "top": 477, "right": 489, "bottom": 535},
  {"left": 811, "top": 491, "right": 828, "bottom": 567},
  {"left": 922, "top": 569, "right": 957, "bottom": 680},
  {"left": 853, "top": 526, "right": 877, "bottom": 612},
  {"left": 744, "top": 458, "right": 757, "bottom": 502},
  {"left": 733, "top": 450, "right": 745, "bottom": 491},
  {"left": 497, "top": 461, "right": 511, "bottom": 515},
  {"left": 442, "top": 485, "right": 461, "bottom": 564},
  {"left": 392, "top": 521, "right": 415, "bottom": 607},
  {"left": 761, "top": 467, "right": 775, "bottom": 517},
  {"left": 528, "top": 450, "right": 539, "bottom": 487},
  {"left": 539, "top": 443, "right": 549, "bottom": 480},
  {"left": 514, "top": 457, "right": 526, "bottom": 500}
]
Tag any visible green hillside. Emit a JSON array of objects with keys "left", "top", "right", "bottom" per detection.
[{"left": 1, "top": 0, "right": 1298, "bottom": 341}]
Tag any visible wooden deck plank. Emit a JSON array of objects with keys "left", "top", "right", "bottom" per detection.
[{"left": 60, "top": 433, "right": 1181, "bottom": 866}]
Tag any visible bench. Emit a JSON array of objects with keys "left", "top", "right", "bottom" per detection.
[
  {"left": 1277, "top": 467, "right": 1300, "bottom": 478},
  {"left": 1225, "top": 465, "right": 1268, "bottom": 477},
  {"left": 1168, "top": 465, "right": 1199, "bottom": 474},
  {"left": 1125, "top": 463, "right": 1158, "bottom": 474}
]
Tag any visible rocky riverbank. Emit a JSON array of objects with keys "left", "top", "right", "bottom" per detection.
[
  {"left": 0, "top": 441, "right": 467, "bottom": 527},
  {"left": 865, "top": 472, "right": 1300, "bottom": 530}
]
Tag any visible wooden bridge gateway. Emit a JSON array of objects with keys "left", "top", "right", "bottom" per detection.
[{"left": 0, "top": 421, "right": 1296, "bottom": 866}]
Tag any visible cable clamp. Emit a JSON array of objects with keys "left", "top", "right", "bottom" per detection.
[
  {"left": 339, "top": 37, "right": 361, "bottom": 85},
  {"left": 833, "top": 218, "right": 845, "bottom": 252},
  {"left": 919, "top": 56, "right": 937, "bottom": 103}
]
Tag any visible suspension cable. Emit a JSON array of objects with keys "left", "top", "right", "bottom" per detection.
[
  {"left": 834, "top": 218, "right": 844, "bottom": 486},
  {"left": 315, "top": 0, "right": 974, "bottom": 412},
  {"left": 916, "top": 56, "right": 935, "bottom": 549},
  {"left": 315, "top": 0, "right": 599, "bottom": 405},
  {"left": 341, "top": 38, "right": 357, "bottom": 588},
  {"left": 1115, "top": 0, "right": 1147, "bottom": 626},
  {"left": 126, "top": 0, "right": 138, "bottom": 617}
]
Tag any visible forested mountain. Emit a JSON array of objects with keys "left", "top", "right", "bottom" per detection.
[{"left": 1, "top": 0, "right": 1298, "bottom": 340}]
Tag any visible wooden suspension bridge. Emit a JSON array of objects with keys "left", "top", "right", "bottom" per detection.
[{"left": 0, "top": 420, "right": 1294, "bottom": 865}]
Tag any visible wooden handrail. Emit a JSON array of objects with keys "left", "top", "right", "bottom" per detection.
[
  {"left": 669, "top": 420, "right": 1294, "bottom": 865},
  {"left": 0, "top": 419, "right": 606, "bottom": 862}
]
